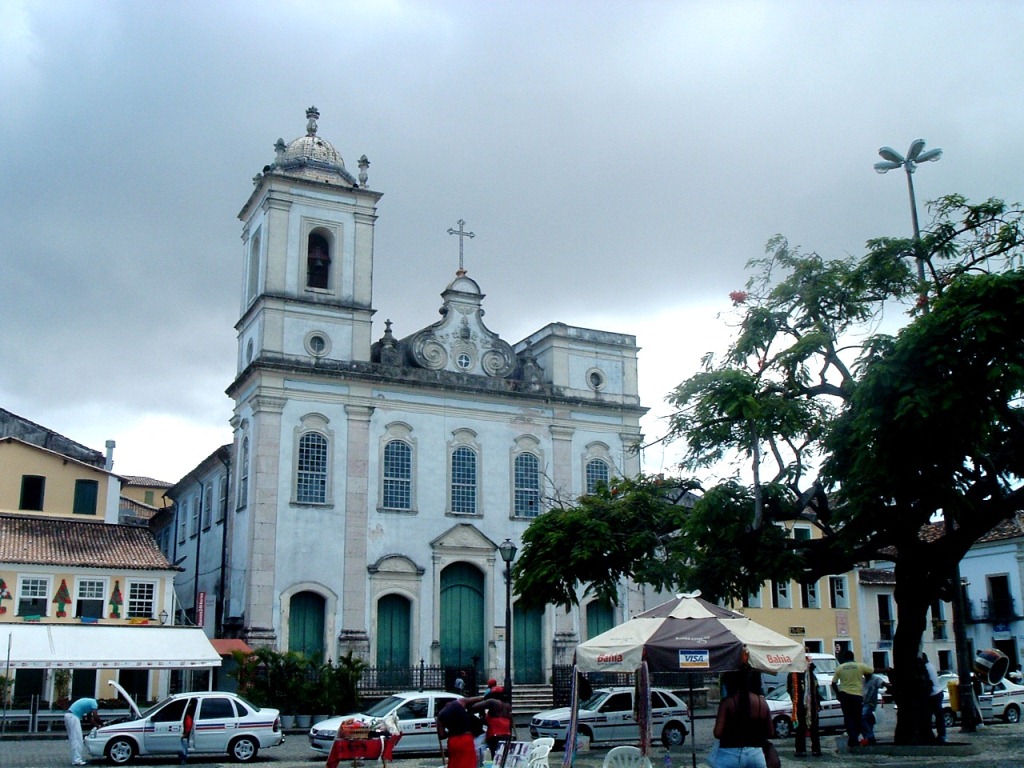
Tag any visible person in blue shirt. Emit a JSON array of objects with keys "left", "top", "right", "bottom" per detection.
[{"left": 64, "top": 697, "right": 101, "bottom": 765}]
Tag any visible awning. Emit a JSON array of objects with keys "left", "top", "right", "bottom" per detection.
[
  {"left": 0, "top": 624, "right": 222, "bottom": 669},
  {"left": 209, "top": 638, "right": 252, "bottom": 656}
]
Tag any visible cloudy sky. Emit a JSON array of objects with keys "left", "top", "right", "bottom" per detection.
[{"left": 2, "top": 1, "right": 1021, "bottom": 482}]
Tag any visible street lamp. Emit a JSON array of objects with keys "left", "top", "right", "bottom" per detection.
[
  {"left": 498, "top": 538, "right": 518, "bottom": 703},
  {"left": 874, "top": 138, "right": 942, "bottom": 286}
]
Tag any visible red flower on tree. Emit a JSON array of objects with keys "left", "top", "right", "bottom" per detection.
[{"left": 729, "top": 290, "right": 749, "bottom": 305}]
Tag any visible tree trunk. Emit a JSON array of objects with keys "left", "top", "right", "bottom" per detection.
[{"left": 891, "top": 556, "right": 939, "bottom": 745}]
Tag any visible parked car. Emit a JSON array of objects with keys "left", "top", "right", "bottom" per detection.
[
  {"left": 309, "top": 690, "right": 460, "bottom": 755},
  {"left": 764, "top": 683, "right": 845, "bottom": 738},
  {"left": 530, "top": 687, "right": 688, "bottom": 748},
  {"left": 940, "top": 675, "right": 1016, "bottom": 726},
  {"left": 84, "top": 682, "right": 283, "bottom": 764}
]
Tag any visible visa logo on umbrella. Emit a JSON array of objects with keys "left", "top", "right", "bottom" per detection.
[{"left": 677, "top": 650, "right": 710, "bottom": 669}]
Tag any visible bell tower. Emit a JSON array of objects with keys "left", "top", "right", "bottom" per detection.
[{"left": 235, "top": 107, "right": 382, "bottom": 372}]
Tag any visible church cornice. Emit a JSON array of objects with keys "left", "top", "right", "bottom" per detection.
[
  {"left": 225, "top": 353, "right": 648, "bottom": 417},
  {"left": 234, "top": 292, "right": 375, "bottom": 331}
]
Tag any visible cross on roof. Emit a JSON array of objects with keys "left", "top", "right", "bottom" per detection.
[{"left": 447, "top": 219, "right": 475, "bottom": 273}]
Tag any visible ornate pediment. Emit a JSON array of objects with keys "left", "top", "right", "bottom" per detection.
[
  {"left": 431, "top": 522, "right": 497, "bottom": 554},
  {"left": 402, "top": 274, "right": 515, "bottom": 377}
]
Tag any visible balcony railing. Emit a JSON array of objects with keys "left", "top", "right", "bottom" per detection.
[
  {"left": 966, "top": 597, "right": 1020, "bottom": 624},
  {"left": 879, "top": 619, "right": 895, "bottom": 642},
  {"left": 932, "top": 619, "right": 947, "bottom": 640}
]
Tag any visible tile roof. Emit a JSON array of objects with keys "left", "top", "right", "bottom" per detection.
[
  {"left": 119, "top": 496, "right": 161, "bottom": 521},
  {"left": 0, "top": 513, "right": 178, "bottom": 571},
  {"left": 0, "top": 407, "right": 106, "bottom": 467},
  {"left": 918, "top": 513, "right": 1024, "bottom": 546},
  {"left": 122, "top": 476, "right": 173, "bottom": 488},
  {"left": 858, "top": 568, "right": 896, "bottom": 586}
]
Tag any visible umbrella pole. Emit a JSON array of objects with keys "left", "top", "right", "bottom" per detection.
[{"left": 689, "top": 673, "right": 697, "bottom": 768}]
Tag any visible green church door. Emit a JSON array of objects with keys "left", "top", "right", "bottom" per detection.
[
  {"left": 586, "top": 599, "right": 614, "bottom": 640},
  {"left": 440, "top": 563, "right": 485, "bottom": 676},
  {"left": 289, "top": 591, "right": 325, "bottom": 661},
  {"left": 377, "top": 594, "right": 412, "bottom": 688},
  {"left": 513, "top": 601, "right": 544, "bottom": 684}
]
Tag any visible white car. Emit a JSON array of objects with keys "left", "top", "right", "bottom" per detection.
[
  {"left": 84, "top": 683, "right": 283, "bottom": 764},
  {"left": 529, "top": 687, "right": 688, "bottom": 748},
  {"left": 309, "top": 690, "right": 460, "bottom": 755},
  {"left": 765, "top": 683, "right": 845, "bottom": 738},
  {"left": 940, "top": 675, "right": 1016, "bottom": 726}
]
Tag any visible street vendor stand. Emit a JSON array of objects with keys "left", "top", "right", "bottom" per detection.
[
  {"left": 326, "top": 722, "right": 402, "bottom": 768},
  {"left": 571, "top": 592, "right": 807, "bottom": 768}
]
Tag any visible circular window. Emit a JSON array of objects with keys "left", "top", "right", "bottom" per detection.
[
  {"left": 587, "top": 369, "right": 606, "bottom": 391},
  {"left": 305, "top": 332, "right": 331, "bottom": 357},
  {"left": 456, "top": 353, "right": 472, "bottom": 370}
]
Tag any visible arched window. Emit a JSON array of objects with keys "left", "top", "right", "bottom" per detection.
[
  {"left": 450, "top": 446, "right": 477, "bottom": 514},
  {"left": 246, "top": 230, "right": 261, "bottom": 304},
  {"left": 585, "top": 458, "right": 610, "bottom": 495},
  {"left": 383, "top": 440, "right": 412, "bottom": 510},
  {"left": 238, "top": 437, "right": 250, "bottom": 509},
  {"left": 296, "top": 432, "right": 328, "bottom": 504},
  {"left": 514, "top": 453, "right": 540, "bottom": 517},
  {"left": 307, "top": 232, "right": 330, "bottom": 289}
]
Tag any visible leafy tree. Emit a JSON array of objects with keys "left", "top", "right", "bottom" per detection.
[{"left": 512, "top": 195, "right": 1024, "bottom": 743}]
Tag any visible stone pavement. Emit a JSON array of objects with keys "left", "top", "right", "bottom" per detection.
[{"left": 1, "top": 722, "right": 1020, "bottom": 768}]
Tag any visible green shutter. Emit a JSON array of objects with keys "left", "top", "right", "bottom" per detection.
[{"left": 73, "top": 480, "right": 99, "bottom": 515}]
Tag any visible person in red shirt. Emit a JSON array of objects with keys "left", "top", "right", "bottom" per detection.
[
  {"left": 473, "top": 687, "right": 513, "bottom": 758},
  {"left": 180, "top": 700, "right": 196, "bottom": 764}
]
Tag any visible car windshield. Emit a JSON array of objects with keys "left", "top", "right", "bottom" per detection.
[
  {"left": 812, "top": 658, "right": 838, "bottom": 675},
  {"left": 581, "top": 691, "right": 612, "bottom": 711},
  {"left": 364, "top": 696, "right": 405, "bottom": 717},
  {"left": 138, "top": 697, "right": 177, "bottom": 720},
  {"left": 767, "top": 687, "right": 791, "bottom": 702}
]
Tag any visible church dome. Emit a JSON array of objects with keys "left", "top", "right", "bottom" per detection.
[{"left": 268, "top": 107, "right": 358, "bottom": 187}]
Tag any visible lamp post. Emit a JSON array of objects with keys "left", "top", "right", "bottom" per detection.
[
  {"left": 875, "top": 139, "right": 976, "bottom": 731},
  {"left": 498, "top": 538, "right": 518, "bottom": 703},
  {"left": 874, "top": 138, "right": 942, "bottom": 288}
]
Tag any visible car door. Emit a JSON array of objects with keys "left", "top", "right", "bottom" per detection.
[
  {"left": 596, "top": 691, "right": 634, "bottom": 743},
  {"left": 144, "top": 697, "right": 190, "bottom": 756},
  {"left": 817, "top": 686, "right": 844, "bottom": 731},
  {"left": 193, "top": 696, "right": 238, "bottom": 753},
  {"left": 391, "top": 696, "right": 433, "bottom": 752}
]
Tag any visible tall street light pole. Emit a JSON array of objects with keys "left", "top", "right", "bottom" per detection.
[
  {"left": 874, "top": 139, "right": 942, "bottom": 291},
  {"left": 498, "top": 538, "right": 518, "bottom": 704},
  {"left": 875, "top": 139, "right": 975, "bottom": 731}
]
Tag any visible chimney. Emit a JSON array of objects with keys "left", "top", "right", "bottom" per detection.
[{"left": 105, "top": 440, "right": 116, "bottom": 471}]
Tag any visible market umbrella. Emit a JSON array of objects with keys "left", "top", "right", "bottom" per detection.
[
  {"left": 576, "top": 592, "right": 807, "bottom": 677},
  {"left": 572, "top": 593, "right": 807, "bottom": 768}
]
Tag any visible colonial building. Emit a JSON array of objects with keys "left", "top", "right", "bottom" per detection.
[{"left": 207, "top": 108, "right": 645, "bottom": 684}]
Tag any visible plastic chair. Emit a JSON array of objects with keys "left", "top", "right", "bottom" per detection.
[
  {"left": 602, "top": 746, "right": 652, "bottom": 768},
  {"left": 526, "top": 743, "right": 551, "bottom": 768},
  {"left": 531, "top": 737, "right": 555, "bottom": 752}
]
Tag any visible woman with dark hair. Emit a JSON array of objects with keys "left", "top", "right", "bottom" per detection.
[
  {"left": 711, "top": 669, "right": 774, "bottom": 768},
  {"left": 437, "top": 697, "right": 482, "bottom": 768}
]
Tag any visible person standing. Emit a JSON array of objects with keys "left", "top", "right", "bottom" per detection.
[
  {"left": 437, "top": 697, "right": 480, "bottom": 768},
  {"left": 921, "top": 653, "right": 946, "bottom": 743},
  {"left": 179, "top": 699, "right": 196, "bottom": 764},
  {"left": 64, "top": 697, "right": 100, "bottom": 766},
  {"left": 473, "top": 687, "right": 513, "bottom": 758},
  {"left": 711, "top": 669, "right": 774, "bottom": 768},
  {"left": 789, "top": 663, "right": 821, "bottom": 757},
  {"left": 860, "top": 671, "right": 883, "bottom": 745},
  {"left": 831, "top": 651, "right": 873, "bottom": 749}
]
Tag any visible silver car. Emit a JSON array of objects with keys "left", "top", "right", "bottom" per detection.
[
  {"left": 765, "top": 683, "right": 844, "bottom": 738},
  {"left": 529, "top": 687, "right": 689, "bottom": 748},
  {"left": 84, "top": 683, "right": 283, "bottom": 764}
]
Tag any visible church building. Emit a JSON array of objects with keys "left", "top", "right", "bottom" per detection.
[{"left": 215, "top": 107, "right": 646, "bottom": 685}]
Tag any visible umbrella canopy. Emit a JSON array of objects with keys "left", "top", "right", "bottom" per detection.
[{"left": 576, "top": 593, "right": 807, "bottom": 676}]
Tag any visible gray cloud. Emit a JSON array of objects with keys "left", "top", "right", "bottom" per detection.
[{"left": 2, "top": 0, "right": 1021, "bottom": 478}]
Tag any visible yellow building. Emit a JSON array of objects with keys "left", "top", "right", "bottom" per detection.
[
  {"left": 0, "top": 437, "right": 122, "bottom": 523},
  {"left": 736, "top": 521, "right": 863, "bottom": 661},
  {"left": 0, "top": 411, "right": 219, "bottom": 714}
]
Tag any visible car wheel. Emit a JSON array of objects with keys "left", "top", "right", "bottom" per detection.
[
  {"left": 942, "top": 708, "right": 957, "bottom": 728},
  {"left": 229, "top": 735, "right": 259, "bottom": 763},
  {"left": 106, "top": 736, "right": 137, "bottom": 765},
  {"left": 577, "top": 726, "right": 594, "bottom": 747},
  {"left": 1003, "top": 704, "right": 1021, "bottom": 724},
  {"left": 661, "top": 721, "right": 687, "bottom": 747},
  {"left": 772, "top": 716, "right": 792, "bottom": 739}
]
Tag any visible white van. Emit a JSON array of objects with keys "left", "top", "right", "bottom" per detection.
[{"left": 761, "top": 653, "right": 839, "bottom": 695}]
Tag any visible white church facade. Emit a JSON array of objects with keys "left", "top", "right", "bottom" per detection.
[{"left": 173, "top": 108, "right": 646, "bottom": 685}]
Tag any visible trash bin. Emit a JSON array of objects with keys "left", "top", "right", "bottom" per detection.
[{"left": 947, "top": 680, "right": 960, "bottom": 712}]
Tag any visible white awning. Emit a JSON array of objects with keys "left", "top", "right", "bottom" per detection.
[{"left": 1, "top": 624, "right": 222, "bottom": 669}]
